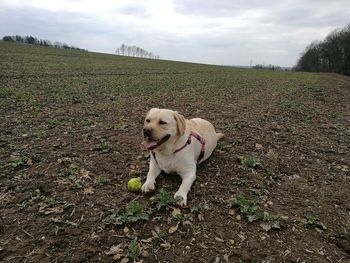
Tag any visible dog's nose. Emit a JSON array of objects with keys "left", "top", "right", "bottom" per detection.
[{"left": 143, "top": 127, "right": 152, "bottom": 138}]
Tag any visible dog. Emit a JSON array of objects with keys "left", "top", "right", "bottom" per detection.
[{"left": 141, "top": 108, "right": 224, "bottom": 206}]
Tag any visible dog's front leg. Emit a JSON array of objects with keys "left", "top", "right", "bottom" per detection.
[
  {"left": 174, "top": 167, "right": 196, "bottom": 206},
  {"left": 142, "top": 154, "right": 161, "bottom": 193}
]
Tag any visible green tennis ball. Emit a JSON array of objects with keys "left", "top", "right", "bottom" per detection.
[{"left": 128, "top": 177, "right": 142, "bottom": 192}]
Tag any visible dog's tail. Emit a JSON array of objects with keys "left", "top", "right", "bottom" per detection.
[{"left": 216, "top": 132, "right": 225, "bottom": 141}]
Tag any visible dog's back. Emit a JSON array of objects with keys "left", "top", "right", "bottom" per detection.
[{"left": 188, "top": 118, "right": 224, "bottom": 162}]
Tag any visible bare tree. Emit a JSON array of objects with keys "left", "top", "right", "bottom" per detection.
[
  {"left": 115, "top": 44, "right": 160, "bottom": 59},
  {"left": 120, "top": 44, "right": 126, "bottom": 56}
]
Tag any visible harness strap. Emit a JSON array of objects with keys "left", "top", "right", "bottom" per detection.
[
  {"left": 173, "top": 131, "right": 206, "bottom": 162},
  {"left": 151, "top": 151, "right": 158, "bottom": 165},
  {"left": 151, "top": 131, "right": 206, "bottom": 165}
]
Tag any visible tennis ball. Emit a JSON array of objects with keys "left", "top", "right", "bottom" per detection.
[{"left": 128, "top": 177, "right": 142, "bottom": 192}]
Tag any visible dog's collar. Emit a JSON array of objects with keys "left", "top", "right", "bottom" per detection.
[{"left": 151, "top": 131, "right": 206, "bottom": 165}]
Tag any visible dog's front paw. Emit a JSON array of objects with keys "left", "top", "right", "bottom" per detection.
[
  {"left": 174, "top": 191, "right": 187, "bottom": 206},
  {"left": 141, "top": 180, "right": 156, "bottom": 193}
]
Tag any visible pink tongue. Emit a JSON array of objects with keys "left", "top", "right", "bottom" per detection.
[{"left": 142, "top": 140, "right": 158, "bottom": 149}]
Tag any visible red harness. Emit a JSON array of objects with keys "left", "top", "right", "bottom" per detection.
[{"left": 151, "top": 131, "right": 206, "bottom": 165}]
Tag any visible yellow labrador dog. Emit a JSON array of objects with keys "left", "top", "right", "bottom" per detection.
[{"left": 141, "top": 108, "right": 224, "bottom": 206}]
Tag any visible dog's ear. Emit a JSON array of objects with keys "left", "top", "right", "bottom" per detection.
[{"left": 173, "top": 111, "right": 186, "bottom": 136}]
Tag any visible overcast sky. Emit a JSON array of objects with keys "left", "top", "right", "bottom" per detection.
[{"left": 1, "top": 0, "right": 349, "bottom": 67}]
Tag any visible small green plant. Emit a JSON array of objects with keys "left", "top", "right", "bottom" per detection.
[
  {"left": 229, "top": 194, "right": 260, "bottom": 222},
  {"left": 190, "top": 201, "right": 210, "bottom": 214},
  {"left": 103, "top": 212, "right": 119, "bottom": 225},
  {"left": 10, "top": 151, "right": 29, "bottom": 168},
  {"left": 223, "top": 122, "right": 236, "bottom": 130},
  {"left": 266, "top": 169, "right": 274, "bottom": 178},
  {"left": 174, "top": 214, "right": 190, "bottom": 224},
  {"left": 31, "top": 107, "right": 41, "bottom": 118},
  {"left": 60, "top": 169, "right": 76, "bottom": 180},
  {"left": 153, "top": 226, "right": 167, "bottom": 238},
  {"left": 224, "top": 122, "right": 244, "bottom": 130},
  {"left": 155, "top": 189, "right": 182, "bottom": 210},
  {"left": 47, "top": 119, "right": 62, "bottom": 128},
  {"left": 263, "top": 212, "right": 281, "bottom": 229},
  {"left": 304, "top": 214, "right": 327, "bottom": 230},
  {"left": 120, "top": 201, "right": 149, "bottom": 224},
  {"left": 14, "top": 186, "right": 23, "bottom": 193},
  {"left": 335, "top": 126, "right": 350, "bottom": 137},
  {"left": 11, "top": 158, "right": 26, "bottom": 168},
  {"left": 0, "top": 88, "right": 13, "bottom": 98},
  {"left": 127, "top": 238, "right": 140, "bottom": 260},
  {"left": 280, "top": 99, "right": 292, "bottom": 109},
  {"left": 241, "top": 155, "right": 262, "bottom": 169},
  {"left": 306, "top": 214, "right": 320, "bottom": 225},
  {"left": 216, "top": 141, "right": 226, "bottom": 150},
  {"left": 115, "top": 123, "right": 128, "bottom": 131},
  {"left": 234, "top": 139, "right": 243, "bottom": 145},
  {"left": 44, "top": 196, "right": 55, "bottom": 206},
  {"left": 95, "top": 176, "right": 110, "bottom": 185},
  {"left": 286, "top": 127, "right": 295, "bottom": 133},
  {"left": 103, "top": 201, "right": 149, "bottom": 225},
  {"left": 82, "top": 119, "right": 96, "bottom": 126},
  {"left": 74, "top": 181, "right": 84, "bottom": 189},
  {"left": 233, "top": 179, "right": 244, "bottom": 186},
  {"left": 93, "top": 142, "right": 112, "bottom": 152}
]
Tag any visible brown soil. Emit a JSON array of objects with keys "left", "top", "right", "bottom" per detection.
[{"left": 0, "top": 43, "right": 349, "bottom": 262}]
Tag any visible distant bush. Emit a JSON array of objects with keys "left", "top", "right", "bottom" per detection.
[
  {"left": 294, "top": 24, "right": 350, "bottom": 76},
  {"left": 2, "top": 35, "right": 87, "bottom": 51}
]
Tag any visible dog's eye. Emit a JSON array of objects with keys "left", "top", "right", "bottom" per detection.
[
  {"left": 159, "top": 120, "right": 167, "bottom": 125},
  {"left": 146, "top": 119, "right": 150, "bottom": 123}
]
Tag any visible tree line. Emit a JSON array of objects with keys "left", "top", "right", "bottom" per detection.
[
  {"left": 116, "top": 44, "right": 160, "bottom": 59},
  {"left": 2, "top": 35, "right": 87, "bottom": 51},
  {"left": 252, "top": 64, "right": 290, "bottom": 71},
  {"left": 294, "top": 24, "right": 350, "bottom": 76}
]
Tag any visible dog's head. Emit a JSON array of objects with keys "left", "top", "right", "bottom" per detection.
[{"left": 142, "top": 108, "right": 186, "bottom": 151}]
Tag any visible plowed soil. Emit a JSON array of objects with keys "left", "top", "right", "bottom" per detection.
[{"left": 0, "top": 42, "right": 349, "bottom": 263}]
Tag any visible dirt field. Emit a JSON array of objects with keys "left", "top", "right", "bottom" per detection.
[{"left": 0, "top": 42, "right": 349, "bottom": 263}]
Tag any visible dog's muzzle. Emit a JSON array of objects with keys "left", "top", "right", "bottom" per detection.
[
  {"left": 142, "top": 134, "right": 171, "bottom": 150},
  {"left": 143, "top": 127, "right": 152, "bottom": 139}
]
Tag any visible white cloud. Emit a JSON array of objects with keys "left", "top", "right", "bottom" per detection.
[{"left": 1, "top": 0, "right": 349, "bottom": 67}]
